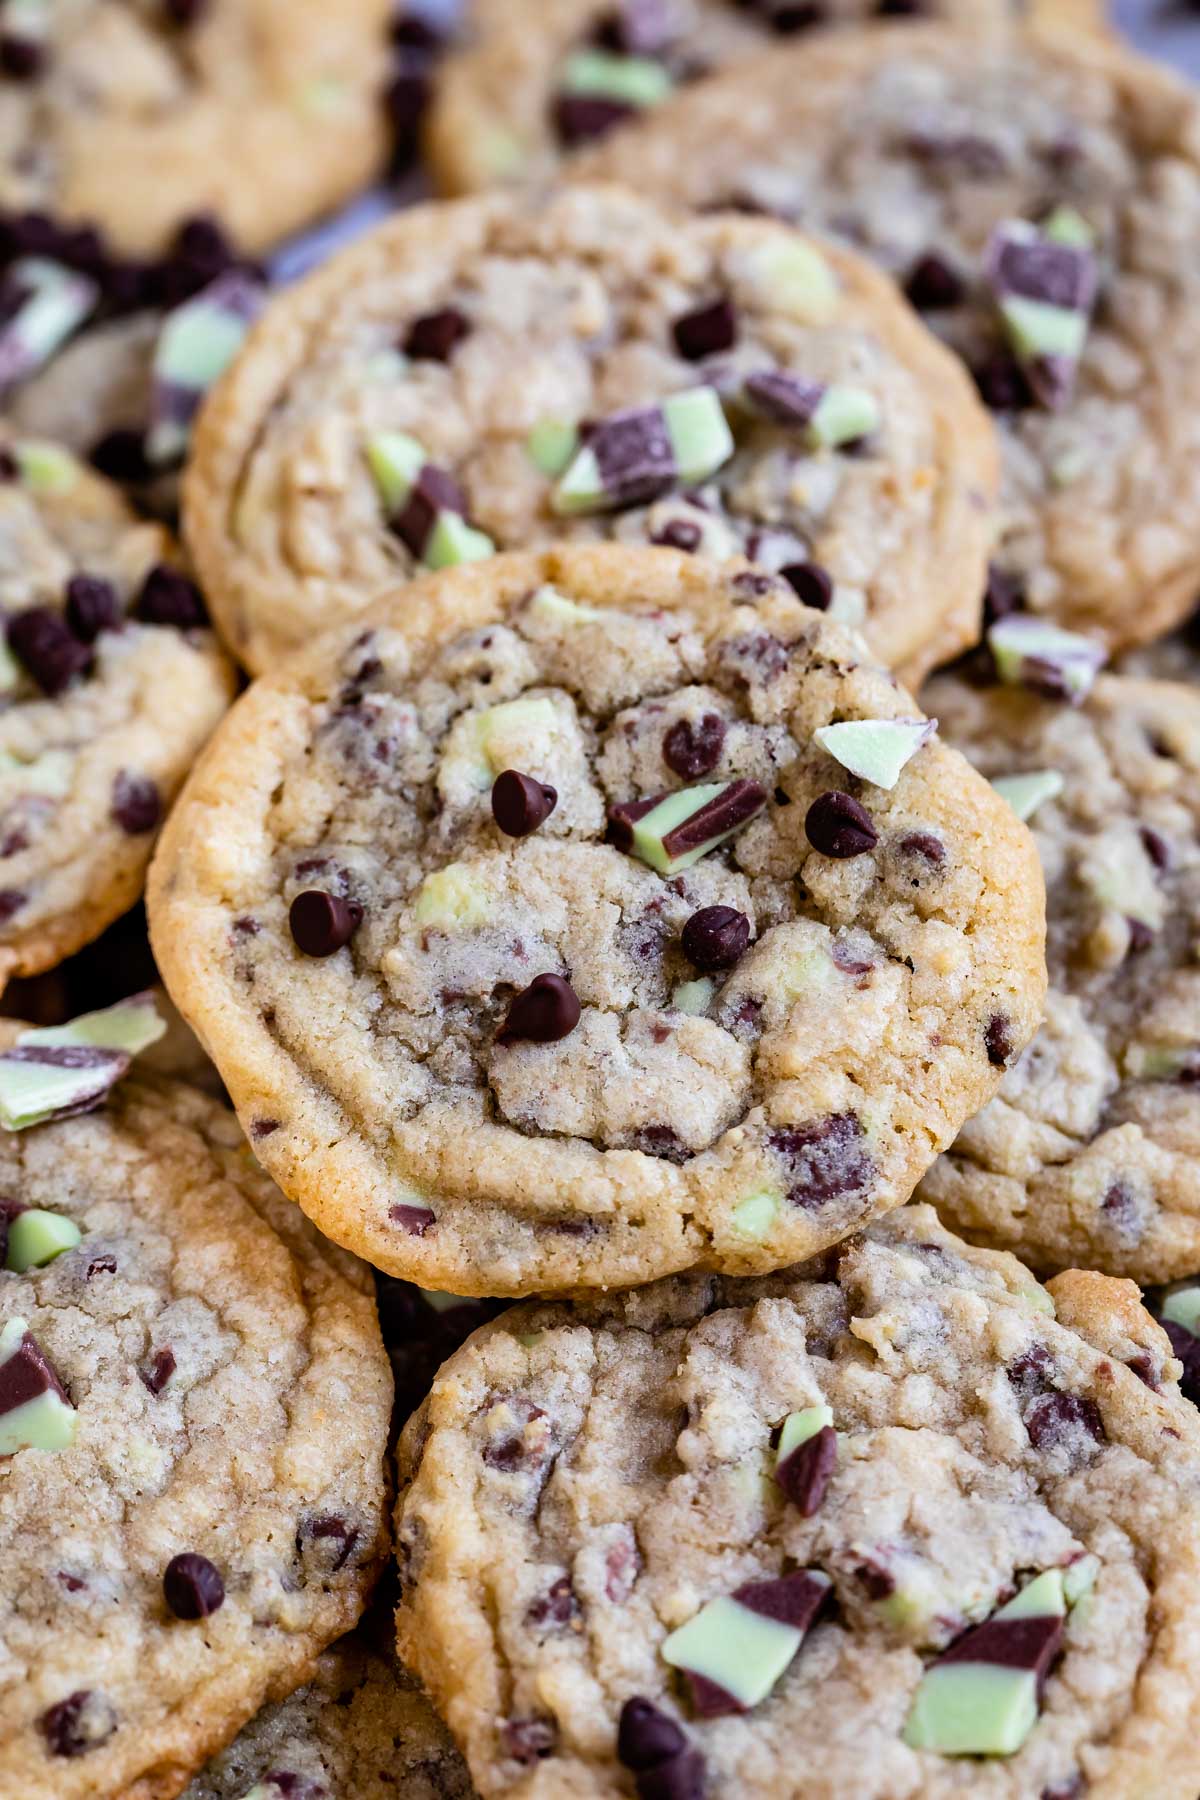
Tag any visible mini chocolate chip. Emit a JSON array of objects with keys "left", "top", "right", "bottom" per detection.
[
  {"left": 805, "top": 790, "right": 878, "bottom": 858},
  {"left": 7, "top": 606, "right": 91, "bottom": 695},
  {"left": 0, "top": 888, "right": 25, "bottom": 920},
  {"left": 40, "top": 1690, "right": 116, "bottom": 1758},
  {"left": 251, "top": 1117, "right": 280, "bottom": 1139},
  {"left": 297, "top": 1514, "right": 359, "bottom": 1572},
  {"left": 0, "top": 33, "right": 44, "bottom": 78},
  {"left": 1126, "top": 917, "right": 1153, "bottom": 954},
  {"left": 498, "top": 973, "right": 580, "bottom": 1044},
  {"left": 618, "top": 1697, "right": 687, "bottom": 1772},
  {"left": 904, "top": 250, "right": 966, "bottom": 311},
  {"left": 0, "top": 447, "right": 17, "bottom": 480},
  {"left": 1141, "top": 825, "right": 1171, "bottom": 871},
  {"left": 854, "top": 1559, "right": 896, "bottom": 1600},
  {"left": 553, "top": 92, "right": 634, "bottom": 145},
  {"left": 525, "top": 1574, "right": 580, "bottom": 1630},
  {"left": 404, "top": 306, "right": 470, "bottom": 361},
  {"left": 1025, "top": 1390, "right": 1106, "bottom": 1451},
  {"left": 781, "top": 561, "right": 833, "bottom": 610},
  {"left": 672, "top": 297, "right": 736, "bottom": 361},
  {"left": 1126, "top": 1351, "right": 1158, "bottom": 1390},
  {"left": 985, "top": 1013, "right": 1014, "bottom": 1067},
  {"left": 637, "top": 1750, "right": 708, "bottom": 1800},
  {"left": 65, "top": 575, "right": 121, "bottom": 642},
  {"left": 492, "top": 770, "right": 558, "bottom": 837},
  {"left": 163, "top": 1551, "right": 224, "bottom": 1619},
  {"left": 503, "top": 1716, "right": 558, "bottom": 1763},
  {"left": 899, "top": 830, "right": 945, "bottom": 865},
  {"left": 390, "top": 1201, "right": 436, "bottom": 1235},
  {"left": 662, "top": 712, "right": 725, "bottom": 778},
  {"left": 135, "top": 564, "right": 207, "bottom": 628},
  {"left": 769, "top": 1112, "right": 873, "bottom": 1209},
  {"left": 111, "top": 772, "right": 161, "bottom": 835},
  {"left": 90, "top": 427, "right": 152, "bottom": 485},
  {"left": 650, "top": 519, "right": 702, "bottom": 553},
  {"left": 86, "top": 1253, "right": 118, "bottom": 1278},
  {"left": 973, "top": 349, "right": 1034, "bottom": 413},
  {"left": 289, "top": 890, "right": 363, "bottom": 958},
  {"left": 681, "top": 905, "right": 750, "bottom": 971},
  {"left": 140, "top": 1347, "right": 176, "bottom": 1394}
]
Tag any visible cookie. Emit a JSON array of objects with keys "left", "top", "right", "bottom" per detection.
[
  {"left": 183, "top": 183, "right": 998, "bottom": 682},
  {"left": 579, "top": 21, "right": 1200, "bottom": 656},
  {"left": 917, "top": 659, "right": 1200, "bottom": 1284},
  {"left": 428, "top": 0, "right": 1103, "bottom": 196},
  {"left": 0, "top": 429, "right": 235, "bottom": 983},
  {"left": 394, "top": 1202, "right": 1200, "bottom": 1800},
  {"left": 0, "top": 1069, "right": 393, "bottom": 1800},
  {"left": 183, "top": 1634, "right": 475, "bottom": 1800},
  {"left": 0, "top": 0, "right": 393, "bottom": 259},
  {"left": 147, "top": 544, "right": 1046, "bottom": 1296}
]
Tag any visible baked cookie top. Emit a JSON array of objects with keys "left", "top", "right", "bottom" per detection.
[
  {"left": 0, "top": 429, "right": 234, "bottom": 982},
  {"left": 0, "top": 0, "right": 392, "bottom": 258},
  {"left": 148, "top": 545, "right": 1046, "bottom": 1296},
  {"left": 428, "top": 0, "right": 1101, "bottom": 196},
  {"left": 579, "top": 22, "right": 1200, "bottom": 654},
  {"left": 184, "top": 183, "right": 998, "bottom": 681},
  {"left": 0, "top": 1073, "right": 393, "bottom": 1800},
  {"left": 394, "top": 1204, "right": 1200, "bottom": 1800},
  {"left": 919, "top": 662, "right": 1200, "bottom": 1284}
]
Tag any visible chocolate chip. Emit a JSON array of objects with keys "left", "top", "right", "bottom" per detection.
[
  {"left": 525, "top": 1575, "right": 580, "bottom": 1630},
  {"left": 392, "top": 12, "right": 444, "bottom": 50},
  {"left": 65, "top": 575, "right": 121, "bottom": 643},
  {"left": 497, "top": 973, "right": 580, "bottom": 1044},
  {"left": 651, "top": 518, "right": 703, "bottom": 552},
  {"left": 681, "top": 905, "right": 750, "bottom": 971},
  {"left": 985, "top": 1013, "right": 1014, "bottom": 1067},
  {"left": 899, "top": 831, "right": 945, "bottom": 865},
  {"left": 289, "top": 890, "right": 363, "bottom": 958},
  {"left": 140, "top": 1347, "right": 176, "bottom": 1394},
  {"left": 0, "top": 33, "right": 44, "bottom": 78},
  {"left": 89, "top": 427, "right": 152, "bottom": 486},
  {"left": 553, "top": 93, "right": 634, "bottom": 145},
  {"left": 404, "top": 307, "right": 470, "bottom": 362},
  {"left": 503, "top": 1716, "right": 558, "bottom": 1763},
  {"left": 40, "top": 1690, "right": 116, "bottom": 1758},
  {"left": 904, "top": 251, "right": 966, "bottom": 311},
  {"left": 135, "top": 564, "right": 207, "bottom": 629},
  {"left": 781, "top": 561, "right": 833, "bottom": 610},
  {"left": 805, "top": 790, "right": 878, "bottom": 858},
  {"left": 672, "top": 297, "right": 736, "bottom": 361},
  {"left": 1126, "top": 917, "right": 1153, "bottom": 954},
  {"left": 769, "top": 1112, "right": 873, "bottom": 1210},
  {"left": 1025, "top": 1390, "right": 1106, "bottom": 1451},
  {"left": 7, "top": 606, "right": 91, "bottom": 695},
  {"left": 662, "top": 712, "right": 725, "bottom": 778},
  {"left": 390, "top": 1201, "right": 436, "bottom": 1235},
  {"left": 775, "top": 1423, "right": 837, "bottom": 1515},
  {"left": 250, "top": 1118, "right": 280, "bottom": 1140},
  {"left": 492, "top": 770, "right": 558, "bottom": 837},
  {"left": 163, "top": 1551, "right": 224, "bottom": 1620},
  {"left": 296, "top": 1514, "right": 358, "bottom": 1572},
  {"left": 0, "top": 887, "right": 26, "bottom": 922},
  {"left": 618, "top": 1698, "right": 687, "bottom": 1771},
  {"left": 86, "top": 1252, "right": 118, "bottom": 1278},
  {"left": 111, "top": 772, "right": 161, "bottom": 835},
  {"left": 973, "top": 349, "right": 1034, "bottom": 413}
]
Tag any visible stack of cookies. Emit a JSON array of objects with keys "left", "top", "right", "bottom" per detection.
[{"left": 5, "top": 5, "right": 1200, "bottom": 1799}]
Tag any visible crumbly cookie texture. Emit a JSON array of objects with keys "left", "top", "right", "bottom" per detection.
[
  {"left": 0, "top": 1074, "right": 393, "bottom": 1800},
  {"left": 0, "top": 431, "right": 234, "bottom": 982},
  {"left": 919, "top": 666, "right": 1200, "bottom": 1284},
  {"left": 183, "top": 1633, "right": 475, "bottom": 1800},
  {"left": 429, "top": 0, "right": 1101, "bottom": 196},
  {"left": 184, "top": 183, "right": 998, "bottom": 682},
  {"left": 579, "top": 22, "right": 1200, "bottom": 654},
  {"left": 0, "top": 0, "right": 392, "bottom": 257},
  {"left": 394, "top": 1203, "right": 1200, "bottom": 1800},
  {"left": 148, "top": 545, "right": 1046, "bottom": 1297}
]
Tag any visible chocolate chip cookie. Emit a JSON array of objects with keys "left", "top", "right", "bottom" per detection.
[
  {"left": 0, "top": 1072, "right": 393, "bottom": 1800},
  {"left": 580, "top": 21, "right": 1200, "bottom": 656},
  {"left": 394, "top": 1203, "right": 1200, "bottom": 1800},
  {"left": 918, "top": 658, "right": 1200, "bottom": 1284},
  {"left": 0, "top": 0, "right": 393, "bottom": 259},
  {"left": 147, "top": 545, "right": 1046, "bottom": 1296},
  {"left": 184, "top": 183, "right": 998, "bottom": 681},
  {"left": 0, "top": 429, "right": 234, "bottom": 983},
  {"left": 429, "top": 0, "right": 1102, "bottom": 196}
]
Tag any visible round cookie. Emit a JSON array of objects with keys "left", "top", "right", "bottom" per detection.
[
  {"left": 147, "top": 545, "right": 1047, "bottom": 1296},
  {"left": 578, "top": 22, "right": 1200, "bottom": 656},
  {"left": 428, "top": 0, "right": 1104, "bottom": 197},
  {"left": 917, "top": 661, "right": 1200, "bottom": 1283},
  {"left": 0, "top": 0, "right": 393, "bottom": 259},
  {"left": 0, "top": 1071, "right": 393, "bottom": 1800},
  {"left": 0, "top": 428, "right": 235, "bottom": 983},
  {"left": 183, "top": 1634, "right": 475, "bottom": 1800},
  {"left": 394, "top": 1202, "right": 1200, "bottom": 1800},
  {"left": 184, "top": 183, "right": 999, "bottom": 682}
]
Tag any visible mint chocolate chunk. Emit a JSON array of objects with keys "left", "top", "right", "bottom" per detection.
[
  {"left": 5, "top": 1207, "right": 81, "bottom": 1272},
  {"left": 0, "top": 1315, "right": 77, "bottom": 1454},
  {"left": 986, "top": 219, "right": 1097, "bottom": 410},
  {"left": 992, "top": 769, "right": 1064, "bottom": 822},
  {"left": 988, "top": 615, "right": 1106, "bottom": 704},
  {"left": 0, "top": 258, "right": 97, "bottom": 391},
  {"left": 774, "top": 1404, "right": 837, "bottom": 1515},
  {"left": 365, "top": 430, "right": 494, "bottom": 568},
  {"left": 662, "top": 1569, "right": 830, "bottom": 1715},
  {"left": 0, "top": 992, "right": 165, "bottom": 1130},
  {"left": 147, "top": 269, "right": 264, "bottom": 465},
  {"left": 813, "top": 718, "right": 934, "bottom": 790},
  {"left": 553, "top": 386, "right": 733, "bottom": 515},
  {"left": 609, "top": 778, "right": 765, "bottom": 875}
]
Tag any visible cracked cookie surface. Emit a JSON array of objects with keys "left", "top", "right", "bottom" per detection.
[
  {"left": 579, "top": 22, "right": 1200, "bottom": 655},
  {"left": 148, "top": 545, "right": 1046, "bottom": 1296},
  {"left": 0, "top": 1073, "right": 393, "bottom": 1800},
  {"left": 394, "top": 1203, "right": 1200, "bottom": 1800}
]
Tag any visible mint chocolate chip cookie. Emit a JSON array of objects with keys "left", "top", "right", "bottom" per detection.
[
  {"left": 0, "top": 428, "right": 234, "bottom": 983},
  {"left": 147, "top": 545, "right": 1045, "bottom": 1296},
  {"left": 0, "top": 1071, "right": 392, "bottom": 1800},
  {"left": 183, "top": 183, "right": 998, "bottom": 682},
  {"left": 918, "top": 661, "right": 1200, "bottom": 1284},
  {"left": 428, "top": 0, "right": 1102, "bottom": 196},
  {"left": 394, "top": 1203, "right": 1200, "bottom": 1800},
  {"left": 580, "top": 22, "right": 1200, "bottom": 656}
]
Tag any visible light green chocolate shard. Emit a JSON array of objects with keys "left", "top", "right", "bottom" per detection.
[
  {"left": 561, "top": 47, "right": 674, "bottom": 108},
  {"left": 15, "top": 438, "right": 78, "bottom": 493},
  {"left": 1063, "top": 1555, "right": 1099, "bottom": 1609},
  {"left": 6, "top": 258, "right": 96, "bottom": 368},
  {"left": 0, "top": 995, "right": 166, "bottom": 1132},
  {"left": 776, "top": 1404, "right": 833, "bottom": 1466},
  {"left": 1000, "top": 295, "right": 1087, "bottom": 363},
  {"left": 413, "top": 863, "right": 490, "bottom": 930},
  {"left": 1161, "top": 1283, "right": 1200, "bottom": 1336},
  {"left": 742, "top": 238, "right": 838, "bottom": 325},
  {"left": 622, "top": 782, "right": 740, "bottom": 875},
  {"left": 808, "top": 386, "right": 880, "bottom": 450},
  {"left": 661, "top": 1592, "right": 807, "bottom": 1709},
  {"left": 0, "top": 747, "right": 74, "bottom": 798},
  {"left": 424, "top": 511, "right": 495, "bottom": 571},
  {"left": 5, "top": 1209, "right": 81, "bottom": 1272},
  {"left": 528, "top": 584, "right": 604, "bottom": 626},
  {"left": 672, "top": 977, "right": 715, "bottom": 1016},
  {"left": 0, "top": 1317, "right": 77, "bottom": 1455},
  {"left": 147, "top": 284, "right": 256, "bottom": 464},
  {"left": 991, "top": 769, "right": 1064, "bottom": 823},
  {"left": 24, "top": 993, "right": 166, "bottom": 1057},
  {"left": 904, "top": 1660, "right": 1039, "bottom": 1757},
  {"left": 551, "top": 443, "right": 604, "bottom": 516},
  {"left": 475, "top": 695, "right": 559, "bottom": 779},
  {"left": 813, "top": 719, "right": 934, "bottom": 790},
  {"left": 1000, "top": 1570, "right": 1064, "bottom": 1621},
  {"left": 1041, "top": 205, "right": 1095, "bottom": 249},
  {"left": 365, "top": 430, "right": 426, "bottom": 512},
  {"left": 731, "top": 1190, "right": 780, "bottom": 1240},
  {"left": 987, "top": 615, "right": 1106, "bottom": 701},
  {"left": 663, "top": 386, "right": 734, "bottom": 485},
  {"left": 526, "top": 418, "right": 579, "bottom": 476}
]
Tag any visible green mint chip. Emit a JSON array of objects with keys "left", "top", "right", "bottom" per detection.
[
  {"left": 987, "top": 615, "right": 1106, "bottom": 704},
  {"left": 423, "top": 511, "right": 495, "bottom": 570},
  {"left": 775, "top": 1404, "right": 834, "bottom": 1467},
  {"left": 1161, "top": 1282, "right": 1200, "bottom": 1338},
  {"left": 0, "top": 1315, "right": 78, "bottom": 1454},
  {"left": 991, "top": 769, "right": 1064, "bottom": 822},
  {"left": 366, "top": 430, "right": 427, "bottom": 513},
  {"left": 5, "top": 1208, "right": 81, "bottom": 1272},
  {"left": 526, "top": 418, "right": 579, "bottom": 477},
  {"left": 730, "top": 1190, "right": 780, "bottom": 1240},
  {"left": 561, "top": 47, "right": 674, "bottom": 108},
  {"left": 1041, "top": 206, "right": 1095, "bottom": 250},
  {"left": 147, "top": 271, "right": 264, "bottom": 466},
  {"left": 813, "top": 718, "right": 934, "bottom": 790},
  {"left": 15, "top": 438, "right": 79, "bottom": 493},
  {"left": 808, "top": 385, "right": 880, "bottom": 450},
  {"left": 0, "top": 258, "right": 97, "bottom": 390},
  {"left": 662, "top": 387, "right": 735, "bottom": 485}
]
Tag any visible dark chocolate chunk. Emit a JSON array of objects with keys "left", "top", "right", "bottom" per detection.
[
  {"left": 681, "top": 905, "right": 750, "bottom": 971},
  {"left": 781, "top": 561, "right": 832, "bottom": 610},
  {"left": 985, "top": 1013, "right": 1014, "bottom": 1068},
  {"left": 775, "top": 1423, "right": 837, "bottom": 1516},
  {"left": 404, "top": 307, "right": 470, "bottom": 362},
  {"left": 0, "top": 1325, "right": 70, "bottom": 1413},
  {"left": 805, "top": 790, "right": 878, "bottom": 858},
  {"left": 65, "top": 574, "right": 121, "bottom": 642},
  {"left": 163, "top": 1551, "right": 225, "bottom": 1620},
  {"left": 662, "top": 712, "right": 725, "bottom": 778},
  {"left": 553, "top": 93, "right": 635, "bottom": 146},
  {"left": 973, "top": 349, "right": 1034, "bottom": 413},
  {"left": 673, "top": 297, "right": 736, "bottom": 361},
  {"left": 140, "top": 1347, "right": 176, "bottom": 1395},
  {"left": 904, "top": 251, "right": 966, "bottom": 311},
  {"left": 135, "top": 564, "right": 207, "bottom": 629},
  {"left": 111, "top": 772, "right": 161, "bottom": 835},
  {"left": 491, "top": 770, "right": 558, "bottom": 837},
  {"left": 497, "top": 973, "right": 581, "bottom": 1044},
  {"left": 7, "top": 606, "right": 91, "bottom": 695},
  {"left": 769, "top": 1112, "right": 873, "bottom": 1210},
  {"left": 1025, "top": 1390, "right": 1106, "bottom": 1451},
  {"left": 288, "top": 890, "right": 363, "bottom": 958},
  {"left": 40, "top": 1690, "right": 116, "bottom": 1758}
]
